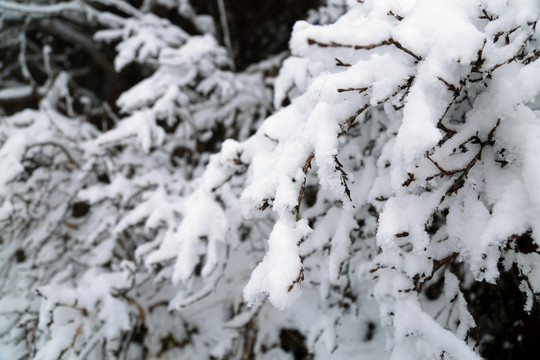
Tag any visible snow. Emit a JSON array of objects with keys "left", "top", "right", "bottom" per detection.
[
  {"left": 244, "top": 219, "right": 311, "bottom": 309},
  {"left": 2, "top": 0, "right": 540, "bottom": 358},
  {"left": 95, "top": 13, "right": 189, "bottom": 71},
  {"left": 144, "top": 189, "right": 228, "bottom": 283}
]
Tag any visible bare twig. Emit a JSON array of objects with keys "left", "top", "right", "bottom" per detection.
[
  {"left": 295, "top": 153, "right": 314, "bottom": 221},
  {"left": 38, "top": 19, "right": 115, "bottom": 76},
  {"left": 334, "top": 155, "right": 353, "bottom": 203},
  {"left": 337, "top": 87, "right": 368, "bottom": 93},
  {"left": 25, "top": 142, "right": 80, "bottom": 169},
  {"left": 387, "top": 10, "right": 403, "bottom": 21},
  {"left": 307, "top": 38, "right": 422, "bottom": 62},
  {"left": 428, "top": 119, "right": 501, "bottom": 203},
  {"left": 335, "top": 58, "right": 351, "bottom": 67},
  {"left": 338, "top": 104, "right": 370, "bottom": 135},
  {"left": 0, "top": 1, "right": 81, "bottom": 15},
  {"left": 216, "top": 0, "right": 236, "bottom": 72}
]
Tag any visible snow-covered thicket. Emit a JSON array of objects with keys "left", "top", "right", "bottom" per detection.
[
  {"left": 1, "top": 0, "right": 540, "bottom": 359},
  {"left": 0, "top": 1, "right": 278, "bottom": 358}
]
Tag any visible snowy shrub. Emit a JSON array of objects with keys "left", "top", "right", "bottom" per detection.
[
  {"left": 1, "top": 0, "right": 540, "bottom": 359},
  {"left": 161, "top": 0, "right": 540, "bottom": 358},
  {"left": 0, "top": 1, "right": 276, "bottom": 358}
]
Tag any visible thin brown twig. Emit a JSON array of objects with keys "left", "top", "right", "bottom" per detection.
[
  {"left": 337, "top": 87, "right": 368, "bottom": 93},
  {"left": 334, "top": 155, "right": 353, "bottom": 203},
  {"left": 434, "top": 119, "right": 501, "bottom": 203},
  {"left": 338, "top": 104, "right": 370, "bottom": 135},
  {"left": 307, "top": 38, "right": 422, "bottom": 62},
  {"left": 296, "top": 153, "right": 314, "bottom": 221},
  {"left": 25, "top": 141, "right": 80, "bottom": 168}
]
